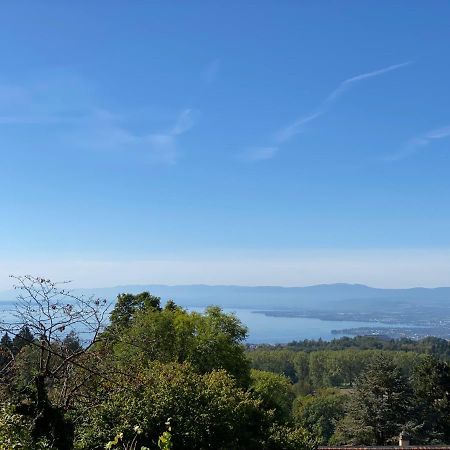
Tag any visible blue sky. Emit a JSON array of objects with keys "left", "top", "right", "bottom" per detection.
[{"left": 1, "top": 2, "right": 450, "bottom": 288}]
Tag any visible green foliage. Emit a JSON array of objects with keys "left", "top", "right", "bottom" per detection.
[
  {"left": 157, "top": 431, "right": 172, "bottom": 450},
  {"left": 108, "top": 297, "right": 250, "bottom": 385},
  {"left": 248, "top": 349, "right": 300, "bottom": 383},
  {"left": 105, "top": 425, "right": 152, "bottom": 450},
  {"left": 12, "top": 326, "right": 34, "bottom": 355},
  {"left": 0, "top": 334, "right": 12, "bottom": 349},
  {"left": 0, "top": 403, "right": 52, "bottom": 450},
  {"left": 109, "top": 292, "right": 162, "bottom": 330},
  {"left": 250, "top": 340, "right": 450, "bottom": 446},
  {"left": 157, "top": 420, "right": 173, "bottom": 450},
  {"left": 0, "top": 403, "right": 32, "bottom": 450},
  {"left": 293, "top": 389, "right": 347, "bottom": 444},
  {"left": 411, "top": 356, "right": 450, "bottom": 443},
  {"left": 332, "top": 355, "right": 413, "bottom": 445},
  {"left": 75, "top": 362, "right": 268, "bottom": 450},
  {"left": 248, "top": 347, "right": 425, "bottom": 391},
  {"left": 250, "top": 369, "right": 294, "bottom": 422},
  {"left": 286, "top": 335, "right": 450, "bottom": 359},
  {"left": 267, "top": 424, "right": 318, "bottom": 450}
]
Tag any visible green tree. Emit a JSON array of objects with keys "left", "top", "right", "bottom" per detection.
[
  {"left": 332, "top": 355, "right": 412, "bottom": 445},
  {"left": 0, "top": 334, "right": 12, "bottom": 351},
  {"left": 247, "top": 350, "right": 298, "bottom": 383},
  {"left": 294, "top": 389, "right": 347, "bottom": 444},
  {"left": 411, "top": 356, "right": 450, "bottom": 443},
  {"left": 109, "top": 296, "right": 250, "bottom": 385},
  {"left": 11, "top": 326, "right": 34, "bottom": 355},
  {"left": 0, "top": 334, "right": 13, "bottom": 373},
  {"left": 250, "top": 369, "right": 295, "bottom": 422},
  {"left": 109, "top": 292, "right": 162, "bottom": 330}
]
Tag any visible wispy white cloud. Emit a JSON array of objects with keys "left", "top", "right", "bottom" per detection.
[
  {"left": 170, "top": 108, "right": 198, "bottom": 135},
  {"left": 240, "top": 61, "right": 411, "bottom": 162},
  {"left": 275, "top": 111, "right": 323, "bottom": 144},
  {"left": 386, "top": 124, "right": 450, "bottom": 161},
  {"left": 0, "top": 75, "right": 197, "bottom": 163},
  {"left": 202, "top": 58, "right": 221, "bottom": 84},
  {"left": 64, "top": 108, "right": 198, "bottom": 164},
  {"left": 239, "top": 146, "right": 279, "bottom": 162},
  {"left": 276, "top": 61, "right": 412, "bottom": 144}
]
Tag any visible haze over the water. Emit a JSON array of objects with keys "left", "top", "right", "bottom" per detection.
[{"left": 1, "top": 3, "right": 450, "bottom": 289}]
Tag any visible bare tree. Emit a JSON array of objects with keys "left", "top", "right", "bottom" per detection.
[{"left": 0, "top": 275, "right": 110, "bottom": 449}]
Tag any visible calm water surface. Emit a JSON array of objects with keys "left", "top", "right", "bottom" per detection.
[
  {"left": 190, "top": 307, "right": 400, "bottom": 344},
  {"left": 0, "top": 302, "right": 401, "bottom": 345}
]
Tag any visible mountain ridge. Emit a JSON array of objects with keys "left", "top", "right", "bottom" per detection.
[{"left": 1, "top": 283, "right": 450, "bottom": 311}]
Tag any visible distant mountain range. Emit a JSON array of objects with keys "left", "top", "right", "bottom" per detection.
[{"left": 1, "top": 283, "right": 450, "bottom": 312}]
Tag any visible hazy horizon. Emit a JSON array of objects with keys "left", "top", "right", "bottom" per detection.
[
  {"left": 2, "top": 268, "right": 450, "bottom": 293},
  {"left": 1, "top": 247, "right": 450, "bottom": 290}
]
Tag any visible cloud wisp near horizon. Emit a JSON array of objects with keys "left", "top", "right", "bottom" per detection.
[{"left": 242, "top": 61, "right": 412, "bottom": 162}]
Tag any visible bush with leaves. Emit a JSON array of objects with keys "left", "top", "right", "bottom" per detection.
[
  {"left": 293, "top": 388, "right": 347, "bottom": 444},
  {"left": 266, "top": 424, "right": 318, "bottom": 450},
  {"left": 250, "top": 369, "right": 295, "bottom": 422},
  {"left": 105, "top": 423, "right": 172, "bottom": 450},
  {"left": 75, "top": 362, "right": 270, "bottom": 450},
  {"left": 0, "top": 403, "right": 53, "bottom": 450}
]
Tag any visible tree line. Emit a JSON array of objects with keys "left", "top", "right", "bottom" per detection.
[
  {"left": 282, "top": 335, "right": 450, "bottom": 358},
  {"left": 247, "top": 346, "right": 427, "bottom": 392},
  {"left": 248, "top": 343, "right": 450, "bottom": 445}
]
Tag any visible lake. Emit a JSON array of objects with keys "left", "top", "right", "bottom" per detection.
[
  {"left": 0, "top": 302, "right": 402, "bottom": 344},
  {"left": 189, "top": 307, "right": 400, "bottom": 344}
]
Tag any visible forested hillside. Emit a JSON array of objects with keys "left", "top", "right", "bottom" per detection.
[
  {"left": 248, "top": 342, "right": 450, "bottom": 445},
  {"left": 1, "top": 277, "right": 450, "bottom": 449}
]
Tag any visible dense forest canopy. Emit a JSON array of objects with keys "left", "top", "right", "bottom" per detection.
[{"left": 1, "top": 277, "right": 450, "bottom": 449}]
